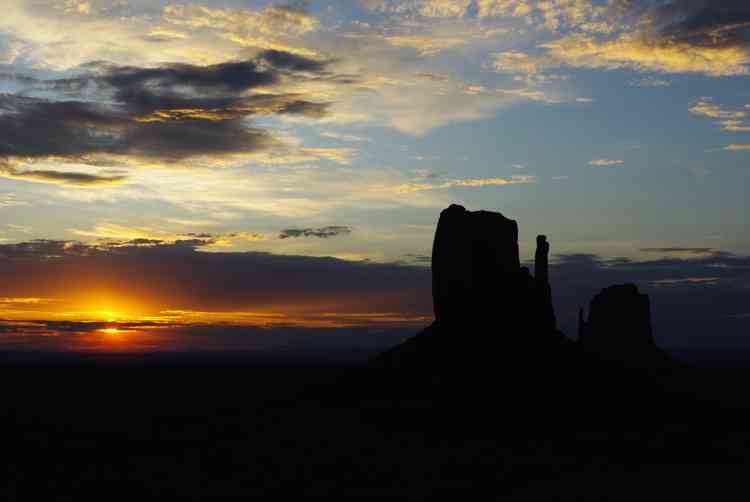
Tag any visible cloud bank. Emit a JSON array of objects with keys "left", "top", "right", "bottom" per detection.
[{"left": 0, "top": 49, "right": 347, "bottom": 185}]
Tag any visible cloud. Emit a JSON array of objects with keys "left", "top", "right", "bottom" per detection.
[
  {"left": 67, "top": 224, "right": 267, "bottom": 249},
  {"left": 162, "top": 3, "right": 321, "bottom": 57},
  {"left": 318, "top": 68, "right": 562, "bottom": 134},
  {"left": 419, "top": 0, "right": 473, "bottom": 18},
  {"left": 689, "top": 98, "right": 747, "bottom": 120},
  {"left": 0, "top": 193, "right": 27, "bottom": 208},
  {"left": 488, "top": 2, "right": 750, "bottom": 78},
  {"left": 725, "top": 144, "right": 750, "bottom": 151},
  {"left": 0, "top": 297, "right": 59, "bottom": 305},
  {"left": 145, "top": 27, "right": 189, "bottom": 42},
  {"left": 645, "top": 0, "right": 750, "bottom": 49},
  {"left": 395, "top": 175, "right": 536, "bottom": 193},
  {"left": 0, "top": 164, "right": 128, "bottom": 187},
  {"left": 365, "top": 0, "right": 609, "bottom": 31},
  {"left": 0, "top": 0, "right": 253, "bottom": 69},
  {"left": 589, "top": 159, "right": 624, "bottom": 167},
  {"left": 652, "top": 277, "right": 722, "bottom": 287},
  {"left": 539, "top": 33, "right": 750, "bottom": 77},
  {"left": 0, "top": 238, "right": 432, "bottom": 321},
  {"left": 165, "top": 218, "right": 222, "bottom": 228},
  {"left": 0, "top": 51, "right": 344, "bottom": 180},
  {"left": 495, "top": 87, "right": 561, "bottom": 104},
  {"left": 163, "top": 3, "right": 320, "bottom": 37},
  {"left": 640, "top": 248, "right": 717, "bottom": 256},
  {"left": 279, "top": 226, "right": 353, "bottom": 239},
  {"left": 477, "top": 0, "right": 610, "bottom": 29},
  {"left": 689, "top": 98, "right": 750, "bottom": 132},
  {"left": 629, "top": 76, "right": 672, "bottom": 88},
  {"left": 0, "top": 37, "right": 22, "bottom": 64},
  {"left": 319, "top": 132, "right": 372, "bottom": 143},
  {"left": 491, "top": 51, "right": 557, "bottom": 82},
  {"left": 51, "top": 162, "right": 453, "bottom": 221},
  {"left": 379, "top": 34, "right": 468, "bottom": 55},
  {"left": 260, "top": 49, "right": 330, "bottom": 72},
  {"left": 296, "top": 148, "right": 357, "bottom": 164}
]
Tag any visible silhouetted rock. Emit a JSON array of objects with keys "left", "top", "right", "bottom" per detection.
[
  {"left": 534, "top": 235, "right": 556, "bottom": 333},
  {"left": 431, "top": 204, "right": 521, "bottom": 330},
  {"left": 579, "top": 284, "right": 653, "bottom": 348},
  {"left": 578, "top": 284, "right": 670, "bottom": 367},
  {"left": 375, "top": 204, "right": 564, "bottom": 369},
  {"left": 375, "top": 205, "right": 681, "bottom": 373}
]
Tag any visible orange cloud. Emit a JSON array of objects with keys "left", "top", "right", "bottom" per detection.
[
  {"left": 541, "top": 33, "right": 750, "bottom": 77},
  {"left": 395, "top": 175, "right": 536, "bottom": 193},
  {"left": 589, "top": 159, "right": 624, "bottom": 167}
]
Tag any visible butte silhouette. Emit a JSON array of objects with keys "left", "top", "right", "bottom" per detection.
[{"left": 375, "top": 204, "right": 670, "bottom": 370}]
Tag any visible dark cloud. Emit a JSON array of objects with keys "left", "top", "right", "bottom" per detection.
[
  {"left": 403, "top": 254, "right": 431, "bottom": 264},
  {"left": 0, "top": 92, "right": 277, "bottom": 164},
  {"left": 103, "top": 60, "right": 278, "bottom": 97},
  {"left": 0, "top": 51, "right": 343, "bottom": 177},
  {"left": 0, "top": 95, "right": 128, "bottom": 158},
  {"left": 640, "top": 247, "right": 716, "bottom": 255},
  {"left": 0, "top": 237, "right": 228, "bottom": 261},
  {"left": 276, "top": 100, "right": 330, "bottom": 118},
  {"left": 279, "top": 226, "right": 353, "bottom": 239},
  {"left": 118, "top": 119, "right": 276, "bottom": 161},
  {"left": 0, "top": 239, "right": 431, "bottom": 316},
  {"left": 0, "top": 165, "right": 128, "bottom": 187},
  {"left": 260, "top": 49, "right": 329, "bottom": 73},
  {"left": 625, "top": 0, "right": 750, "bottom": 48}
]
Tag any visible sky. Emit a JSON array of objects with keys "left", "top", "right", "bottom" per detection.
[{"left": 0, "top": 0, "right": 748, "bottom": 355}]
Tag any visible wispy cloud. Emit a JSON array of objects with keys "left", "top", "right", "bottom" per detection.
[
  {"left": 0, "top": 297, "right": 59, "bottom": 305},
  {"left": 279, "top": 226, "right": 353, "bottom": 239},
  {"left": 0, "top": 193, "right": 28, "bottom": 208},
  {"left": 0, "top": 165, "right": 129, "bottom": 188},
  {"left": 629, "top": 77, "right": 672, "bottom": 88},
  {"left": 320, "top": 132, "right": 372, "bottom": 143},
  {"left": 395, "top": 175, "right": 536, "bottom": 193},
  {"left": 589, "top": 159, "right": 624, "bottom": 167},
  {"left": 640, "top": 248, "right": 717, "bottom": 256},
  {"left": 68, "top": 223, "right": 266, "bottom": 248},
  {"left": 689, "top": 98, "right": 750, "bottom": 132},
  {"left": 652, "top": 277, "right": 722, "bottom": 287}
]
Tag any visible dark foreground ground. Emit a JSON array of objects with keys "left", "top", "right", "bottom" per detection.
[{"left": 2, "top": 350, "right": 750, "bottom": 499}]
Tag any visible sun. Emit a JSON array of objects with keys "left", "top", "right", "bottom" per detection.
[{"left": 99, "top": 328, "right": 124, "bottom": 335}]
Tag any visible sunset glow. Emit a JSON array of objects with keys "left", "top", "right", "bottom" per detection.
[
  {"left": 0, "top": 0, "right": 748, "bottom": 353},
  {"left": 99, "top": 328, "right": 125, "bottom": 335}
]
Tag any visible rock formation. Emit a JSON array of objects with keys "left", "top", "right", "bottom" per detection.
[
  {"left": 427, "top": 204, "right": 559, "bottom": 339},
  {"left": 579, "top": 284, "right": 654, "bottom": 348},
  {"left": 376, "top": 204, "right": 562, "bottom": 368},
  {"left": 431, "top": 204, "right": 523, "bottom": 331},
  {"left": 376, "top": 205, "right": 672, "bottom": 371},
  {"left": 534, "top": 235, "right": 556, "bottom": 333},
  {"left": 578, "top": 284, "right": 667, "bottom": 366}
]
